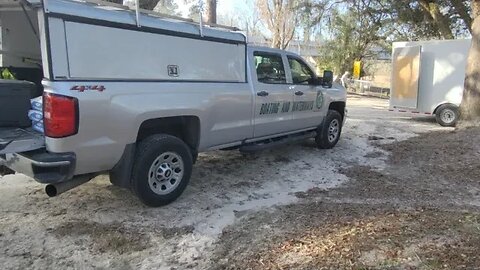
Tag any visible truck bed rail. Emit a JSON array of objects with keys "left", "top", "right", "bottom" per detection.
[{"left": 80, "top": 0, "right": 240, "bottom": 32}]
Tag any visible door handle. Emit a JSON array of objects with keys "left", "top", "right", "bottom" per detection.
[
  {"left": 295, "top": 91, "right": 304, "bottom": 96},
  {"left": 257, "top": 91, "right": 269, "bottom": 97}
]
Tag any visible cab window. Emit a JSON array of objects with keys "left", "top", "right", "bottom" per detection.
[
  {"left": 288, "top": 57, "right": 315, "bottom": 84},
  {"left": 254, "top": 52, "right": 286, "bottom": 84}
]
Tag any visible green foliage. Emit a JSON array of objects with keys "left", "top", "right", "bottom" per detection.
[
  {"left": 154, "top": 0, "right": 180, "bottom": 15},
  {"left": 315, "top": 1, "right": 389, "bottom": 75},
  {"left": 182, "top": 0, "right": 201, "bottom": 21},
  {"left": 385, "top": 0, "right": 471, "bottom": 40},
  {"left": 306, "top": 0, "right": 474, "bottom": 76}
]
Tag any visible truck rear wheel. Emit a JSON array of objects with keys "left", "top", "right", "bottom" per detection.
[
  {"left": 316, "top": 110, "right": 343, "bottom": 149},
  {"left": 435, "top": 104, "right": 459, "bottom": 127},
  {"left": 131, "top": 134, "right": 193, "bottom": 207}
]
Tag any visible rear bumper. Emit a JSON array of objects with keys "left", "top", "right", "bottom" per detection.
[{"left": 0, "top": 149, "right": 76, "bottom": 184}]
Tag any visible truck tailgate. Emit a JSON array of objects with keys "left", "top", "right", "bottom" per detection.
[{"left": 0, "top": 128, "right": 44, "bottom": 155}]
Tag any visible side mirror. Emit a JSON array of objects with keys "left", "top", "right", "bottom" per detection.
[{"left": 322, "top": 70, "right": 333, "bottom": 88}]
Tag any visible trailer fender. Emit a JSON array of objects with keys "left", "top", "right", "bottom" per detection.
[{"left": 433, "top": 102, "right": 459, "bottom": 115}]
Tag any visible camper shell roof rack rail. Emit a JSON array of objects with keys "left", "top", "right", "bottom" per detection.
[{"left": 77, "top": 0, "right": 240, "bottom": 32}]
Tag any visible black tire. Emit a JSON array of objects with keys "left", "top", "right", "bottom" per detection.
[
  {"left": 435, "top": 104, "right": 459, "bottom": 127},
  {"left": 316, "top": 110, "right": 343, "bottom": 149},
  {"left": 131, "top": 134, "right": 193, "bottom": 207}
]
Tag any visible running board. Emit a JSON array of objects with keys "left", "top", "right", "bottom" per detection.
[{"left": 239, "top": 131, "right": 317, "bottom": 153}]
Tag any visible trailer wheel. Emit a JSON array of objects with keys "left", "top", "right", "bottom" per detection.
[
  {"left": 435, "top": 104, "right": 459, "bottom": 127},
  {"left": 316, "top": 110, "right": 343, "bottom": 149},
  {"left": 131, "top": 134, "right": 192, "bottom": 207}
]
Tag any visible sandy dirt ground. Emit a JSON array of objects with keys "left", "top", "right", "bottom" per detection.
[{"left": 1, "top": 96, "right": 477, "bottom": 269}]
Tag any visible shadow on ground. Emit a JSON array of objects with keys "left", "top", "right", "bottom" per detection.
[{"left": 210, "top": 127, "right": 480, "bottom": 270}]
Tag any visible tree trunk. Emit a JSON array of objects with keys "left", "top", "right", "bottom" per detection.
[
  {"left": 206, "top": 0, "right": 217, "bottom": 24},
  {"left": 460, "top": 2, "right": 480, "bottom": 121},
  {"left": 271, "top": 31, "right": 282, "bottom": 49},
  {"left": 474, "top": 0, "right": 480, "bottom": 16}
]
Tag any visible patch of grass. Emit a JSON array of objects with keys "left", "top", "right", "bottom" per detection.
[
  {"left": 53, "top": 220, "right": 151, "bottom": 254},
  {"left": 228, "top": 210, "right": 480, "bottom": 270}
]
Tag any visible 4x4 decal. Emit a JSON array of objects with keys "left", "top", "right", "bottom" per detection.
[{"left": 71, "top": 85, "right": 106, "bottom": 92}]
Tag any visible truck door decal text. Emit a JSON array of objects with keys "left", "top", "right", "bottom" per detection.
[
  {"left": 260, "top": 103, "right": 280, "bottom": 115},
  {"left": 259, "top": 101, "right": 317, "bottom": 115},
  {"left": 292, "top": 101, "right": 314, "bottom": 112},
  {"left": 281, "top": 102, "right": 291, "bottom": 113}
]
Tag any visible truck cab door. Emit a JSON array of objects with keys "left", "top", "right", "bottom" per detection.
[
  {"left": 286, "top": 56, "right": 327, "bottom": 131},
  {"left": 252, "top": 51, "right": 294, "bottom": 138}
]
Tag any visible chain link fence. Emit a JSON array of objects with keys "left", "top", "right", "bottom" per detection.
[{"left": 346, "top": 79, "right": 390, "bottom": 99}]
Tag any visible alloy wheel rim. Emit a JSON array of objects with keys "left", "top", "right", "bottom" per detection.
[
  {"left": 148, "top": 152, "right": 184, "bottom": 195},
  {"left": 328, "top": 119, "right": 340, "bottom": 143}
]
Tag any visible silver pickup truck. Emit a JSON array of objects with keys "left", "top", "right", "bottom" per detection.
[{"left": 0, "top": 0, "right": 346, "bottom": 206}]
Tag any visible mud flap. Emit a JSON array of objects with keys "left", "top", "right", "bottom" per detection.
[{"left": 109, "top": 143, "right": 136, "bottom": 189}]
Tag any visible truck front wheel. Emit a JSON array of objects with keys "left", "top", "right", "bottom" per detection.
[
  {"left": 131, "top": 134, "right": 193, "bottom": 207},
  {"left": 316, "top": 110, "right": 343, "bottom": 149}
]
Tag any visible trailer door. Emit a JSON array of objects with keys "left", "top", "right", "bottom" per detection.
[{"left": 390, "top": 46, "right": 422, "bottom": 109}]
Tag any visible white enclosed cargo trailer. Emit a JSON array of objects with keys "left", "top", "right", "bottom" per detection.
[{"left": 389, "top": 39, "right": 471, "bottom": 126}]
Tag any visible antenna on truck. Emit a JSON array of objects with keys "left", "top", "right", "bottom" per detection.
[
  {"left": 198, "top": 0, "right": 204, "bottom": 37},
  {"left": 135, "top": 0, "right": 140, "bottom": 27}
]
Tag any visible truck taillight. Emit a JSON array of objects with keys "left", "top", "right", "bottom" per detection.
[{"left": 43, "top": 93, "right": 78, "bottom": 138}]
